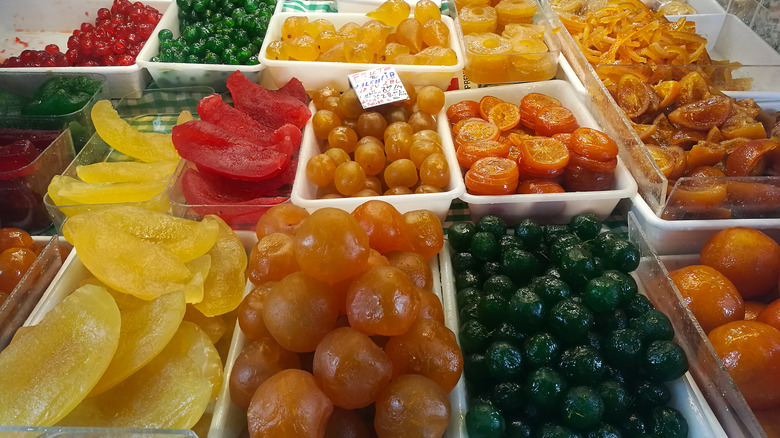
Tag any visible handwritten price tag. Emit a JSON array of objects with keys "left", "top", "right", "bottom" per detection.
[{"left": 348, "top": 66, "right": 409, "bottom": 109}]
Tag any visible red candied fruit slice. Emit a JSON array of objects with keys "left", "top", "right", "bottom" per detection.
[
  {"left": 0, "top": 140, "right": 39, "bottom": 174},
  {"left": 181, "top": 167, "right": 291, "bottom": 224},
  {"left": 172, "top": 120, "right": 298, "bottom": 181},
  {"left": 276, "top": 78, "right": 310, "bottom": 105},
  {"left": 227, "top": 72, "right": 312, "bottom": 130},
  {"left": 197, "top": 94, "right": 276, "bottom": 146},
  {"left": 0, "top": 129, "right": 62, "bottom": 151}
]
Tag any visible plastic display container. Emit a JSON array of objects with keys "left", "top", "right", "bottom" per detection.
[
  {"left": 136, "top": 2, "right": 265, "bottom": 92},
  {"left": 628, "top": 191, "right": 780, "bottom": 255},
  {"left": 0, "top": 0, "right": 171, "bottom": 98},
  {"left": 552, "top": 7, "right": 780, "bottom": 217},
  {"left": 443, "top": 80, "right": 637, "bottom": 224},
  {"left": 43, "top": 87, "right": 214, "bottom": 232},
  {"left": 258, "top": 13, "right": 465, "bottom": 91},
  {"left": 629, "top": 213, "right": 771, "bottom": 436},
  {"left": 438, "top": 212, "right": 730, "bottom": 437},
  {"left": 290, "top": 102, "right": 465, "bottom": 221},
  {"left": 0, "top": 236, "right": 65, "bottom": 352},
  {"left": 450, "top": 7, "right": 561, "bottom": 85}
]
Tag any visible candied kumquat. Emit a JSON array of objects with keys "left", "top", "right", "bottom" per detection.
[
  {"left": 517, "top": 137, "right": 570, "bottom": 171},
  {"left": 446, "top": 100, "right": 481, "bottom": 124},
  {"left": 519, "top": 93, "right": 562, "bottom": 129},
  {"left": 487, "top": 102, "right": 521, "bottom": 132},
  {"left": 465, "top": 156, "right": 519, "bottom": 195},
  {"left": 534, "top": 105, "right": 579, "bottom": 137},
  {"left": 456, "top": 140, "right": 511, "bottom": 168}
]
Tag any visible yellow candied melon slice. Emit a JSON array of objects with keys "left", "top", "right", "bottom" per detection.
[
  {"left": 194, "top": 215, "right": 248, "bottom": 317},
  {"left": 89, "top": 287, "right": 186, "bottom": 396},
  {"left": 183, "top": 304, "right": 228, "bottom": 344},
  {"left": 184, "top": 254, "right": 211, "bottom": 304},
  {"left": 76, "top": 160, "right": 179, "bottom": 184},
  {"left": 58, "top": 322, "right": 213, "bottom": 429},
  {"left": 91, "top": 100, "right": 180, "bottom": 162},
  {"left": 177, "top": 110, "right": 194, "bottom": 124},
  {"left": 0, "top": 284, "right": 121, "bottom": 426},
  {"left": 52, "top": 174, "right": 170, "bottom": 205},
  {"left": 92, "top": 206, "right": 221, "bottom": 263},
  {"left": 168, "top": 321, "right": 224, "bottom": 400},
  {"left": 63, "top": 214, "right": 193, "bottom": 300}
]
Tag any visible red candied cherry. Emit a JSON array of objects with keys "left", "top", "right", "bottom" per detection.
[{"left": 44, "top": 44, "right": 60, "bottom": 54}]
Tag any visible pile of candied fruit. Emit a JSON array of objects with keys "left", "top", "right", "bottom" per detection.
[
  {"left": 306, "top": 83, "right": 451, "bottom": 198},
  {"left": 234, "top": 202, "right": 459, "bottom": 436},
  {"left": 447, "top": 92, "right": 619, "bottom": 195},
  {"left": 266, "top": 0, "right": 457, "bottom": 66},
  {"left": 1, "top": 0, "right": 162, "bottom": 68}
]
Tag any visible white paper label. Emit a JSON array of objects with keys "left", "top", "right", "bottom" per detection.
[{"left": 348, "top": 66, "right": 409, "bottom": 109}]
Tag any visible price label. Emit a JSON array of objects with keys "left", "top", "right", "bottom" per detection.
[{"left": 348, "top": 66, "right": 409, "bottom": 109}]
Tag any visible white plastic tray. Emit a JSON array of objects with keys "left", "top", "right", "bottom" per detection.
[
  {"left": 258, "top": 12, "right": 465, "bottom": 91},
  {"left": 290, "top": 102, "right": 466, "bottom": 221},
  {"left": 443, "top": 80, "right": 637, "bottom": 225},
  {"left": 628, "top": 192, "right": 780, "bottom": 255},
  {"left": 136, "top": 2, "right": 265, "bottom": 92},
  {"left": 438, "top": 238, "right": 726, "bottom": 438},
  {"left": 0, "top": 0, "right": 171, "bottom": 98}
]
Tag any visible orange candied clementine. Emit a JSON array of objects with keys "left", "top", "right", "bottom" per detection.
[
  {"left": 230, "top": 336, "right": 301, "bottom": 411},
  {"left": 745, "top": 301, "right": 768, "bottom": 321},
  {"left": 516, "top": 137, "right": 570, "bottom": 172},
  {"left": 615, "top": 74, "right": 655, "bottom": 119},
  {"left": 294, "top": 208, "right": 371, "bottom": 284},
  {"left": 373, "top": 374, "right": 451, "bottom": 438},
  {"left": 346, "top": 266, "right": 419, "bottom": 336},
  {"left": 255, "top": 204, "right": 310, "bottom": 240},
  {"left": 478, "top": 95, "right": 505, "bottom": 120},
  {"left": 645, "top": 144, "right": 677, "bottom": 178},
  {"left": 488, "top": 102, "right": 521, "bottom": 132},
  {"left": 454, "top": 119, "right": 502, "bottom": 149},
  {"left": 456, "top": 140, "right": 511, "bottom": 169},
  {"left": 351, "top": 200, "right": 413, "bottom": 254},
  {"left": 247, "top": 369, "right": 333, "bottom": 438},
  {"left": 517, "top": 179, "right": 565, "bottom": 194},
  {"left": 465, "top": 156, "right": 520, "bottom": 195},
  {"left": 669, "top": 264, "right": 745, "bottom": 333},
  {"left": 239, "top": 282, "right": 275, "bottom": 341},
  {"left": 708, "top": 321, "right": 780, "bottom": 410},
  {"left": 446, "top": 100, "right": 481, "bottom": 124},
  {"left": 248, "top": 233, "right": 301, "bottom": 285},
  {"left": 312, "top": 327, "right": 393, "bottom": 409},
  {"left": 570, "top": 127, "right": 619, "bottom": 162},
  {"left": 568, "top": 150, "right": 618, "bottom": 173},
  {"left": 383, "top": 318, "right": 463, "bottom": 392},
  {"left": 552, "top": 132, "right": 573, "bottom": 147},
  {"left": 753, "top": 405, "right": 780, "bottom": 438},
  {"left": 700, "top": 227, "right": 780, "bottom": 298},
  {"left": 262, "top": 272, "right": 340, "bottom": 353},
  {"left": 402, "top": 209, "right": 444, "bottom": 260},
  {"left": 758, "top": 299, "right": 780, "bottom": 333},
  {"left": 386, "top": 251, "right": 434, "bottom": 291},
  {"left": 653, "top": 80, "right": 681, "bottom": 109},
  {"left": 414, "top": 287, "right": 445, "bottom": 323},
  {"left": 725, "top": 139, "right": 777, "bottom": 177},
  {"left": 686, "top": 142, "right": 727, "bottom": 170},
  {"left": 519, "top": 93, "right": 561, "bottom": 130},
  {"left": 534, "top": 105, "right": 579, "bottom": 137}
]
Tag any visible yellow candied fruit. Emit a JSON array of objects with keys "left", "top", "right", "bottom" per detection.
[
  {"left": 495, "top": 0, "right": 537, "bottom": 27},
  {"left": 459, "top": 4, "right": 498, "bottom": 35},
  {"left": 366, "top": 0, "right": 411, "bottom": 27}
]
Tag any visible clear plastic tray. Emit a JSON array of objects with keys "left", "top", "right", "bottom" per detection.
[
  {"left": 630, "top": 213, "right": 770, "bottom": 436},
  {"left": 0, "top": 236, "right": 64, "bottom": 352},
  {"left": 136, "top": 2, "right": 265, "bottom": 92},
  {"left": 443, "top": 80, "right": 637, "bottom": 224},
  {"left": 0, "top": 0, "right": 172, "bottom": 98},
  {"left": 551, "top": 7, "right": 780, "bottom": 217},
  {"left": 43, "top": 87, "right": 214, "bottom": 232},
  {"left": 437, "top": 212, "right": 730, "bottom": 436},
  {"left": 290, "top": 102, "right": 465, "bottom": 221},
  {"left": 258, "top": 12, "right": 465, "bottom": 91}
]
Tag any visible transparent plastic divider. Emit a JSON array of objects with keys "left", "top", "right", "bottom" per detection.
[
  {"left": 627, "top": 211, "right": 766, "bottom": 437},
  {"left": 0, "top": 236, "right": 63, "bottom": 351},
  {"left": 0, "top": 426, "right": 198, "bottom": 437}
]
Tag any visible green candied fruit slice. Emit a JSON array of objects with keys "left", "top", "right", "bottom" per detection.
[
  {"left": 58, "top": 321, "right": 214, "bottom": 429},
  {"left": 0, "top": 284, "right": 121, "bottom": 426},
  {"left": 194, "top": 215, "right": 248, "bottom": 317},
  {"left": 63, "top": 212, "right": 194, "bottom": 300},
  {"left": 89, "top": 286, "right": 187, "bottom": 396}
]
